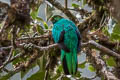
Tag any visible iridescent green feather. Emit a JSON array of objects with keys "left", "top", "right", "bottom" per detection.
[{"left": 52, "top": 18, "right": 80, "bottom": 75}]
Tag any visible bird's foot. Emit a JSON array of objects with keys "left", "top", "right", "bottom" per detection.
[{"left": 24, "top": 43, "right": 33, "bottom": 51}]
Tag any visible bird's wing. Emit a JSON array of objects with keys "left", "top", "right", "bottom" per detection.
[
  {"left": 68, "top": 20, "right": 81, "bottom": 53},
  {"left": 52, "top": 24, "right": 70, "bottom": 52},
  {"left": 63, "top": 25, "right": 78, "bottom": 51},
  {"left": 76, "top": 29, "right": 81, "bottom": 53}
]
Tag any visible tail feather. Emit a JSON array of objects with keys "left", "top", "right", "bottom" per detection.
[
  {"left": 72, "top": 53, "right": 78, "bottom": 74},
  {"left": 61, "top": 50, "right": 77, "bottom": 75},
  {"left": 62, "top": 56, "right": 70, "bottom": 75}
]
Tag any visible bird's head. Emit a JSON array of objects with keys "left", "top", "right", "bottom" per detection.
[{"left": 49, "top": 15, "right": 63, "bottom": 24}]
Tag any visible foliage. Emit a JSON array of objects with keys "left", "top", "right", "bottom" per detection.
[
  {"left": 88, "top": 65, "right": 96, "bottom": 72},
  {"left": 27, "top": 71, "right": 45, "bottom": 80},
  {"left": 0, "top": 0, "right": 120, "bottom": 80}
]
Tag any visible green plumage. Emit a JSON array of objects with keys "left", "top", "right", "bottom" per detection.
[{"left": 51, "top": 15, "right": 81, "bottom": 75}]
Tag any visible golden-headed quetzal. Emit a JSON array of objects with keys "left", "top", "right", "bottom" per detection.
[{"left": 50, "top": 15, "right": 81, "bottom": 75}]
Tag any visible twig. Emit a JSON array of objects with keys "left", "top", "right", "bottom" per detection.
[
  {"left": 1, "top": 40, "right": 120, "bottom": 60},
  {"left": 0, "top": 47, "right": 13, "bottom": 70},
  {"left": 44, "top": 57, "right": 50, "bottom": 80},
  {"left": 0, "top": 15, "right": 8, "bottom": 35},
  {"left": 0, "top": 43, "right": 58, "bottom": 53},
  {"left": 68, "top": 8, "right": 90, "bottom": 18},
  {"left": 2, "top": 68, "right": 9, "bottom": 73},
  {"left": 11, "top": 25, "right": 17, "bottom": 48},
  {"left": 65, "top": 0, "right": 67, "bottom": 9},
  {"left": 1, "top": 26, "right": 17, "bottom": 70},
  {"left": 0, "top": 52, "right": 25, "bottom": 70},
  {"left": 57, "top": 74, "right": 64, "bottom": 80},
  {"left": 1, "top": 40, "right": 120, "bottom": 59},
  {"left": 0, "top": 52, "right": 39, "bottom": 79},
  {"left": 44, "top": 70, "right": 49, "bottom": 80},
  {"left": 47, "top": 0, "right": 79, "bottom": 24},
  {"left": 6, "top": 48, "right": 14, "bottom": 62},
  {"left": 33, "top": 43, "right": 58, "bottom": 51},
  {"left": 77, "top": 12, "right": 96, "bottom": 32},
  {"left": 89, "top": 14, "right": 107, "bottom": 35},
  {"left": 89, "top": 40, "right": 120, "bottom": 59},
  {"left": 89, "top": 49, "right": 119, "bottom": 80},
  {"left": 0, "top": 40, "right": 119, "bottom": 80},
  {"left": 0, "top": 46, "right": 12, "bottom": 50},
  {"left": 0, "top": 43, "right": 58, "bottom": 70},
  {"left": 17, "top": 34, "right": 50, "bottom": 41},
  {"left": 0, "top": 40, "right": 120, "bottom": 75}
]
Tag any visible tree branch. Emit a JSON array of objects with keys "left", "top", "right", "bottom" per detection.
[
  {"left": 0, "top": 40, "right": 120, "bottom": 79},
  {"left": 65, "top": 0, "right": 67, "bottom": 9},
  {"left": 88, "top": 49, "right": 119, "bottom": 80},
  {"left": 17, "top": 34, "right": 50, "bottom": 41},
  {"left": 47, "top": 0, "right": 79, "bottom": 24},
  {"left": 1, "top": 39, "right": 120, "bottom": 72},
  {"left": 88, "top": 40, "right": 120, "bottom": 59}
]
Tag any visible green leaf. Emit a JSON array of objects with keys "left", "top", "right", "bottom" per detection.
[
  {"left": 46, "top": 5, "right": 54, "bottom": 21},
  {"left": 110, "top": 33, "right": 120, "bottom": 41},
  {"left": 27, "top": 71, "right": 45, "bottom": 80},
  {"left": 113, "top": 23, "right": 120, "bottom": 34},
  {"left": 0, "top": 23, "right": 2, "bottom": 28},
  {"left": 75, "top": 71, "right": 81, "bottom": 77},
  {"left": 24, "top": 25, "right": 32, "bottom": 32},
  {"left": 56, "top": 65, "right": 63, "bottom": 74},
  {"left": 101, "top": 75, "right": 105, "bottom": 80},
  {"left": 36, "top": 17, "right": 44, "bottom": 22},
  {"left": 100, "top": 0, "right": 104, "bottom": 3},
  {"left": 39, "top": 55, "right": 46, "bottom": 71},
  {"left": 12, "top": 49, "right": 19, "bottom": 56},
  {"left": 102, "top": 26, "right": 110, "bottom": 36},
  {"left": 106, "top": 57, "right": 117, "bottom": 67},
  {"left": 78, "top": 62, "right": 86, "bottom": 69},
  {"left": 30, "top": 8, "right": 39, "bottom": 19},
  {"left": 82, "top": 0, "right": 86, "bottom": 7},
  {"left": 0, "top": 74, "right": 11, "bottom": 80},
  {"left": 12, "top": 58, "right": 22, "bottom": 65},
  {"left": 110, "top": 23, "right": 120, "bottom": 41},
  {"left": 79, "top": 77, "right": 90, "bottom": 80},
  {"left": 12, "top": 49, "right": 28, "bottom": 65},
  {"left": 88, "top": 65, "right": 95, "bottom": 72},
  {"left": 62, "top": 77, "right": 70, "bottom": 80},
  {"left": 51, "top": 71, "right": 61, "bottom": 80},
  {"left": 37, "top": 55, "right": 47, "bottom": 72},
  {"left": 43, "top": 22, "right": 48, "bottom": 29},
  {"left": 99, "top": 6, "right": 102, "bottom": 12},
  {"left": 37, "top": 25, "right": 44, "bottom": 34},
  {"left": 36, "top": 17, "right": 49, "bottom": 30},
  {"left": 12, "top": 49, "right": 24, "bottom": 65},
  {"left": 72, "top": 3, "right": 79, "bottom": 8}
]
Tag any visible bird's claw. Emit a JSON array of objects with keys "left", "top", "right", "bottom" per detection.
[{"left": 24, "top": 43, "right": 33, "bottom": 51}]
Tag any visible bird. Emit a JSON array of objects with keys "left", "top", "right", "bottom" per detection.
[{"left": 50, "top": 15, "right": 81, "bottom": 75}]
